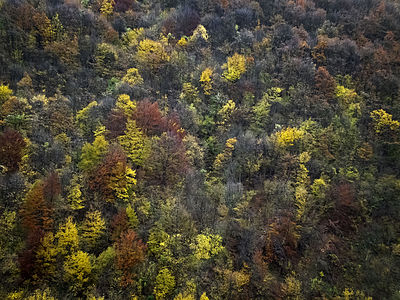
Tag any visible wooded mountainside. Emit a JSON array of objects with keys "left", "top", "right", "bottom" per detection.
[{"left": 0, "top": 0, "right": 400, "bottom": 298}]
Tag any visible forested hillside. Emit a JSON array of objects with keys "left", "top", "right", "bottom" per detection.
[{"left": 1, "top": 0, "right": 400, "bottom": 298}]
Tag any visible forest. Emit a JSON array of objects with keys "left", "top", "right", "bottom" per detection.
[{"left": 0, "top": 0, "right": 400, "bottom": 298}]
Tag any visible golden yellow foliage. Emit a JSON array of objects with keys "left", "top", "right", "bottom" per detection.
[
  {"left": 137, "top": 39, "right": 170, "bottom": 71},
  {"left": 275, "top": 127, "right": 304, "bottom": 148},
  {"left": 213, "top": 137, "right": 237, "bottom": 171},
  {"left": 122, "top": 68, "right": 143, "bottom": 86},
  {"left": 370, "top": 109, "right": 400, "bottom": 134},
  {"left": 200, "top": 68, "right": 213, "bottom": 95},
  {"left": 116, "top": 94, "right": 137, "bottom": 117},
  {"left": 222, "top": 53, "right": 246, "bottom": 82}
]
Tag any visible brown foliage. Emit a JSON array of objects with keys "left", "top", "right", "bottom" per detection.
[
  {"left": 133, "top": 99, "right": 165, "bottom": 135},
  {"left": 111, "top": 209, "right": 129, "bottom": 242},
  {"left": 315, "top": 66, "right": 336, "bottom": 99},
  {"left": 145, "top": 132, "right": 188, "bottom": 186},
  {"left": 20, "top": 181, "right": 53, "bottom": 235},
  {"left": 88, "top": 146, "right": 127, "bottom": 202},
  {"left": 0, "top": 128, "right": 26, "bottom": 173},
  {"left": 105, "top": 109, "right": 127, "bottom": 139},
  {"left": 115, "top": 229, "right": 146, "bottom": 287},
  {"left": 43, "top": 171, "right": 61, "bottom": 203},
  {"left": 264, "top": 215, "right": 300, "bottom": 266}
]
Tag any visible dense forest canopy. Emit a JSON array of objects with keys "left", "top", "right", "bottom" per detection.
[{"left": 0, "top": 0, "right": 400, "bottom": 298}]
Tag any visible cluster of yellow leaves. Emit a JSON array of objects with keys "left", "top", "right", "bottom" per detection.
[
  {"left": 222, "top": 53, "right": 246, "bottom": 82},
  {"left": 79, "top": 134, "right": 109, "bottom": 172},
  {"left": 191, "top": 233, "right": 224, "bottom": 260},
  {"left": 100, "top": 0, "right": 115, "bottom": 17},
  {"left": 119, "top": 120, "right": 150, "bottom": 166},
  {"left": 213, "top": 137, "right": 237, "bottom": 171},
  {"left": 200, "top": 68, "right": 213, "bottom": 95},
  {"left": 137, "top": 39, "right": 170, "bottom": 71},
  {"left": 0, "top": 84, "right": 13, "bottom": 104},
  {"left": 116, "top": 94, "right": 136, "bottom": 117},
  {"left": 109, "top": 163, "right": 137, "bottom": 201},
  {"left": 295, "top": 152, "right": 310, "bottom": 221},
  {"left": 180, "top": 82, "right": 200, "bottom": 105},
  {"left": 281, "top": 273, "right": 303, "bottom": 300},
  {"left": 275, "top": 127, "right": 305, "bottom": 148},
  {"left": 190, "top": 24, "right": 208, "bottom": 42},
  {"left": 81, "top": 211, "right": 106, "bottom": 250},
  {"left": 76, "top": 100, "right": 98, "bottom": 135},
  {"left": 122, "top": 68, "right": 143, "bottom": 86},
  {"left": 122, "top": 28, "right": 145, "bottom": 48},
  {"left": 56, "top": 217, "right": 79, "bottom": 256},
  {"left": 370, "top": 109, "right": 400, "bottom": 134},
  {"left": 67, "top": 175, "right": 84, "bottom": 210},
  {"left": 218, "top": 99, "right": 236, "bottom": 125},
  {"left": 63, "top": 251, "right": 92, "bottom": 293},
  {"left": 154, "top": 268, "right": 175, "bottom": 300}
]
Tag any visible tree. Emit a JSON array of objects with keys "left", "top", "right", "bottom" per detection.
[
  {"left": 133, "top": 99, "right": 165, "bottom": 135},
  {"left": 370, "top": 109, "right": 400, "bottom": 140},
  {"left": 222, "top": 53, "right": 247, "bottom": 82},
  {"left": 100, "top": 0, "right": 115, "bottom": 17},
  {"left": 118, "top": 119, "right": 151, "bottom": 166},
  {"left": 63, "top": 251, "right": 92, "bottom": 294},
  {"left": 34, "top": 232, "right": 57, "bottom": 283},
  {"left": 89, "top": 147, "right": 136, "bottom": 202},
  {"left": 200, "top": 68, "right": 213, "bottom": 95},
  {"left": 122, "top": 68, "right": 143, "bottom": 87},
  {"left": 55, "top": 217, "right": 79, "bottom": 257},
  {"left": 115, "top": 229, "right": 146, "bottom": 287},
  {"left": 213, "top": 138, "right": 237, "bottom": 172},
  {"left": 67, "top": 175, "right": 85, "bottom": 210},
  {"left": 145, "top": 133, "right": 188, "bottom": 186},
  {"left": 0, "top": 129, "right": 26, "bottom": 173},
  {"left": 116, "top": 94, "right": 136, "bottom": 118},
  {"left": 79, "top": 135, "right": 109, "bottom": 172},
  {"left": 191, "top": 233, "right": 224, "bottom": 260},
  {"left": 75, "top": 101, "right": 99, "bottom": 137},
  {"left": 0, "top": 84, "right": 13, "bottom": 105},
  {"left": 136, "top": 39, "right": 170, "bottom": 71},
  {"left": 81, "top": 211, "right": 106, "bottom": 251},
  {"left": 154, "top": 268, "right": 175, "bottom": 300},
  {"left": 20, "top": 181, "right": 53, "bottom": 237},
  {"left": 275, "top": 127, "right": 305, "bottom": 149}
]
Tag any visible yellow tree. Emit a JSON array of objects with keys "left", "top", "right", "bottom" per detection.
[
  {"left": 100, "top": 0, "right": 115, "bottom": 17},
  {"left": 118, "top": 119, "right": 150, "bottom": 166},
  {"left": 116, "top": 94, "right": 136, "bottom": 118},
  {"left": 63, "top": 251, "right": 92, "bottom": 294},
  {"left": 34, "top": 232, "right": 57, "bottom": 283},
  {"left": 191, "top": 233, "right": 224, "bottom": 260},
  {"left": 79, "top": 134, "right": 109, "bottom": 172},
  {"left": 200, "top": 68, "right": 213, "bottom": 95},
  {"left": 213, "top": 137, "right": 237, "bottom": 172},
  {"left": 67, "top": 175, "right": 84, "bottom": 210},
  {"left": 80, "top": 211, "right": 106, "bottom": 251},
  {"left": 137, "top": 39, "right": 170, "bottom": 71},
  {"left": 122, "top": 68, "right": 143, "bottom": 86},
  {"left": 222, "top": 53, "right": 246, "bottom": 82},
  {"left": 154, "top": 268, "right": 176, "bottom": 300},
  {"left": 55, "top": 217, "right": 79, "bottom": 256}
]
